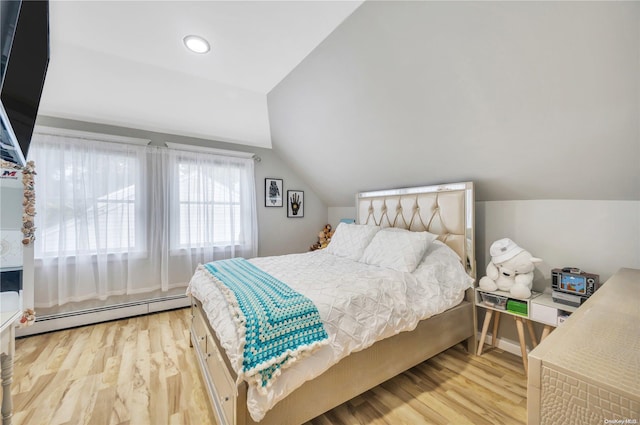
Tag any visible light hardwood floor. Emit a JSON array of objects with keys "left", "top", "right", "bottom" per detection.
[{"left": 12, "top": 309, "right": 526, "bottom": 425}]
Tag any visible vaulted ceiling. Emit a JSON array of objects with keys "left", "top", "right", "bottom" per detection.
[
  {"left": 268, "top": 1, "right": 640, "bottom": 204},
  {"left": 38, "top": 1, "right": 639, "bottom": 206},
  {"left": 38, "top": 0, "right": 363, "bottom": 148}
]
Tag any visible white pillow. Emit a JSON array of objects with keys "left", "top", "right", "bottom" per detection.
[
  {"left": 412, "top": 240, "right": 475, "bottom": 291},
  {"left": 325, "top": 223, "right": 380, "bottom": 261},
  {"left": 359, "top": 228, "right": 438, "bottom": 273}
]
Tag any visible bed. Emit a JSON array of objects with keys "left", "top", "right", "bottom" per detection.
[{"left": 188, "top": 181, "right": 477, "bottom": 425}]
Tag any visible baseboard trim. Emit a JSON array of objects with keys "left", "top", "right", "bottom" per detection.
[
  {"left": 476, "top": 331, "right": 524, "bottom": 357},
  {"left": 16, "top": 295, "right": 190, "bottom": 337}
]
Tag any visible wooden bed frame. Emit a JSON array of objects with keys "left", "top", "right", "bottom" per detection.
[{"left": 190, "top": 181, "right": 477, "bottom": 425}]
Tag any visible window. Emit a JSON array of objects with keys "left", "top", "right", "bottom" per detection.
[
  {"left": 170, "top": 149, "right": 256, "bottom": 251},
  {"left": 29, "top": 132, "right": 257, "bottom": 307},
  {"left": 33, "top": 139, "right": 144, "bottom": 257}
]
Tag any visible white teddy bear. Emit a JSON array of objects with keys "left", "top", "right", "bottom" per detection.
[{"left": 478, "top": 238, "right": 542, "bottom": 299}]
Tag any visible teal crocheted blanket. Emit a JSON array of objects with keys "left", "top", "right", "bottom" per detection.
[{"left": 203, "top": 258, "right": 328, "bottom": 392}]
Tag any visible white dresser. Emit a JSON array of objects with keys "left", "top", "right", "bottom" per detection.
[{"left": 527, "top": 268, "right": 639, "bottom": 424}]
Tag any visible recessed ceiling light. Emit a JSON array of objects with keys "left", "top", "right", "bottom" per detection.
[{"left": 183, "top": 35, "right": 210, "bottom": 54}]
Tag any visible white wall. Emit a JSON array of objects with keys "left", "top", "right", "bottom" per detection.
[
  {"left": 40, "top": 43, "right": 273, "bottom": 148},
  {"left": 476, "top": 200, "right": 640, "bottom": 285},
  {"left": 328, "top": 207, "right": 357, "bottom": 229}
]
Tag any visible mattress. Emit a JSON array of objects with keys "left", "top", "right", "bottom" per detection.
[{"left": 187, "top": 240, "right": 473, "bottom": 421}]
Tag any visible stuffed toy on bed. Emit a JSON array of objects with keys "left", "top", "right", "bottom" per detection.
[
  {"left": 478, "top": 238, "right": 542, "bottom": 299},
  {"left": 310, "top": 224, "right": 334, "bottom": 251}
]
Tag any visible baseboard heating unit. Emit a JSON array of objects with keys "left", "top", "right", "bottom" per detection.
[{"left": 16, "top": 294, "right": 190, "bottom": 337}]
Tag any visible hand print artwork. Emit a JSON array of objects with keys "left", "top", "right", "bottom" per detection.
[
  {"left": 290, "top": 193, "right": 301, "bottom": 215},
  {"left": 264, "top": 178, "right": 283, "bottom": 207},
  {"left": 287, "top": 190, "right": 304, "bottom": 218}
]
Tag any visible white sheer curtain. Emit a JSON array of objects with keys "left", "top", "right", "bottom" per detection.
[
  {"left": 166, "top": 147, "right": 258, "bottom": 281},
  {"left": 29, "top": 134, "right": 257, "bottom": 308}
]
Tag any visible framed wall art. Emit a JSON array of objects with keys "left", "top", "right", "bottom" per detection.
[
  {"left": 287, "top": 190, "right": 304, "bottom": 218},
  {"left": 265, "top": 178, "right": 283, "bottom": 207}
]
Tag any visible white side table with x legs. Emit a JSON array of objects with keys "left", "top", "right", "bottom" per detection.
[{"left": 475, "top": 289, "right": 577, "bottom": 374}]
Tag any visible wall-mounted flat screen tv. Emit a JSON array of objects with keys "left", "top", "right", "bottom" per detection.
[
  {"left": 0, "top": 101, "right": 24, "bottom": 164},
  {"left": 0, "top": 0, "right": 50, "bottom": 164},
  {"left": 0, "top": 0, "right": 20, "bottom": 84}
]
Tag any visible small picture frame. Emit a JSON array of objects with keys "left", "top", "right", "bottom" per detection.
[
  {"left": 287, "top": 190, "right": 304, "bottom": 218},
  {"left": 265, "top": 178, "right": 283, "bottom": 207}
]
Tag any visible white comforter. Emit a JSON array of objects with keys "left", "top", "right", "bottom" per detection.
[{"left": 187, "top": 241, "right": 473, "bottom": 421}]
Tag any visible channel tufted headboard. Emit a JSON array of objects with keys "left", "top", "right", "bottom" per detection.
[{"left": 357, "top": 181, "right": 475, "bottom": 278}]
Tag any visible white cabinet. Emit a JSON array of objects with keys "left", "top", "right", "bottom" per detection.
[{"left": 529, "top": 293, "right": 576, "bottom": 327}]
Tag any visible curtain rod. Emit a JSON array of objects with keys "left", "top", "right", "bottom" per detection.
[
  {"left": 34, "top": 126, "right": 151, "bottom": 146},
  {"left": 164, "top": 142, "right": 260, "bottom": 162},
  {"left": 33, "top": 126, "right": 262, "bottom": 162}
]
